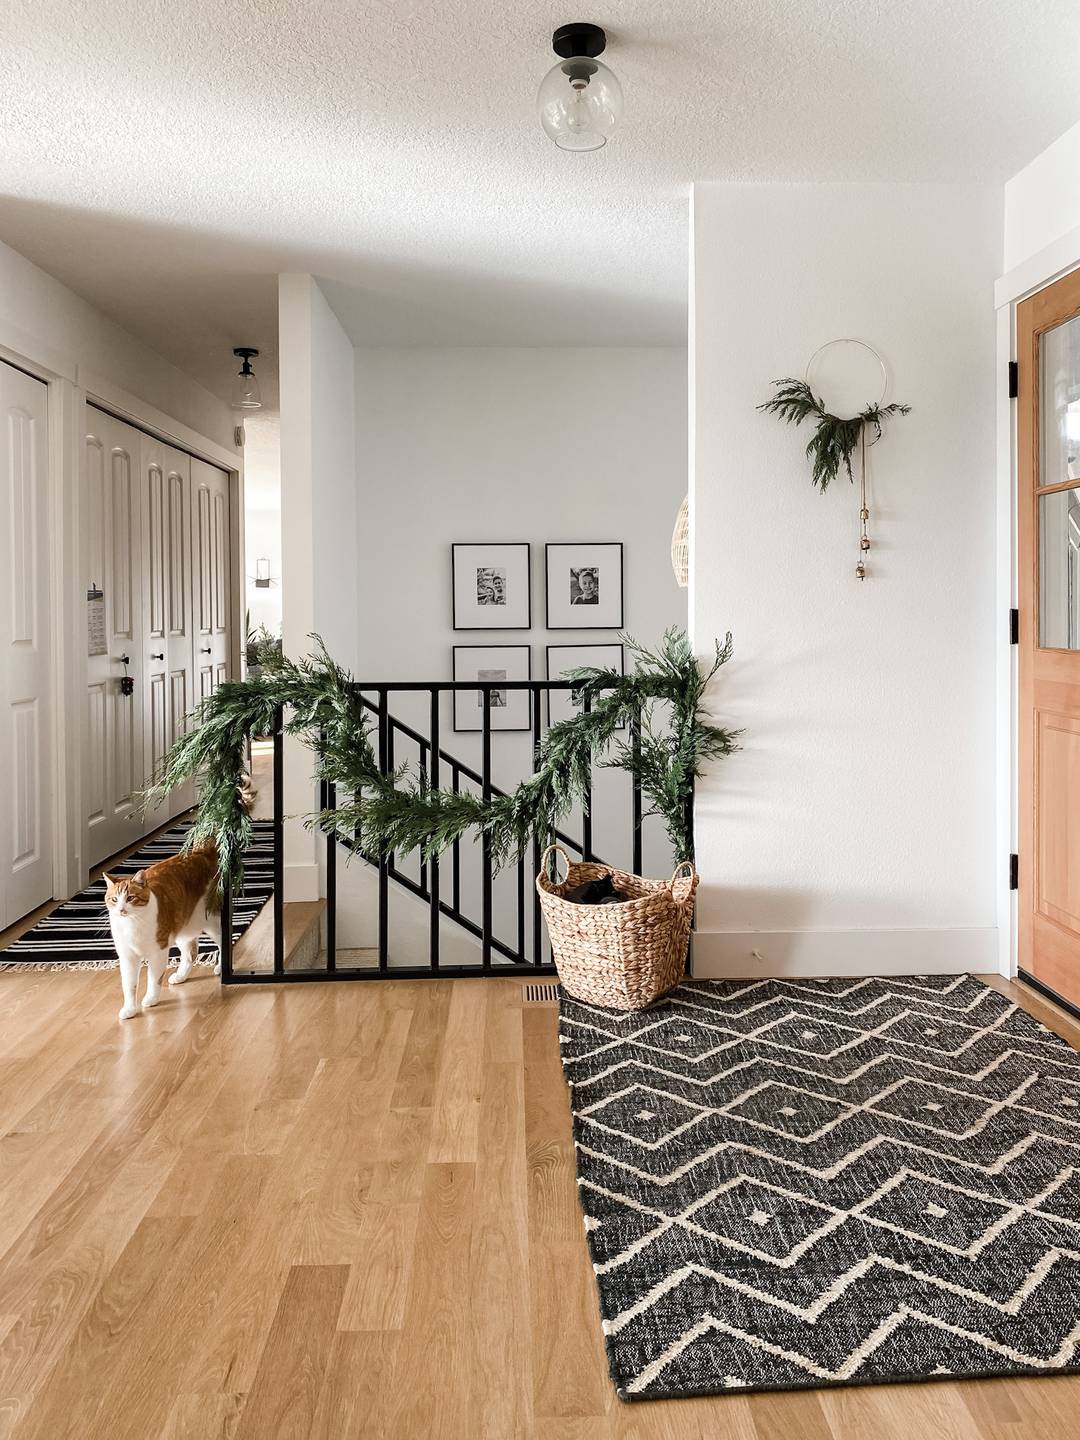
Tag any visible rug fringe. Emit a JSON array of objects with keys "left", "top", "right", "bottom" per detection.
[{"left": 0, "top": 957, "right": 220, "bottom": 974}]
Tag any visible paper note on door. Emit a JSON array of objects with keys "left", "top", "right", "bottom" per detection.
[{"left": 87, "top": 586, "right": 106, "bottom": 656}]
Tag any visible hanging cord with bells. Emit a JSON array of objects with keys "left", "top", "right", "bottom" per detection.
[{"left": 804, "top": 339, "right": 888, "bottom": 582}]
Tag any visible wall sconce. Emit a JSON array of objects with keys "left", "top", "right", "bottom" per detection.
[{"left": 255, "top": 558, "right": 271, "bottom": 588}]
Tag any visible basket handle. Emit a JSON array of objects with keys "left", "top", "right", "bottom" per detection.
[
  {"left": 669, "top": 859, "right": 697, "bottom": 888},
  {"left": 540, "top": 843, "right": 572, "bottom": 884}
]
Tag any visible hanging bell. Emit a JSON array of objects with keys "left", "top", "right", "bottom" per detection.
[
  {"left": 860, "top": 535, "right": 871, "bottom": 552},
  {"left": 855, "top": 561, "right": 867, "bottom": 581}
]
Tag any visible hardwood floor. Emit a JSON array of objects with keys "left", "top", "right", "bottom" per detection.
[{"left": 0, "top": 969, "right": 1078, "bottom": 1439}]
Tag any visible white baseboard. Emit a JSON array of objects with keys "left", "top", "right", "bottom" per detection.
[
  {"left": 284, "top": 861, "right": 320, "bottom": 903},
  {"left": 690, "top": 927, "right": 1000, "bottom": 979}
]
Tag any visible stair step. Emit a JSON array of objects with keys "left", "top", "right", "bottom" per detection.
[{"left": 232, "top": 898, "right": 326, "bottom": 973}]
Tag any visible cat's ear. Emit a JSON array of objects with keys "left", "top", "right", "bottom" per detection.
[
  {"left": 102, "top": 872, "right": 116, "bottom": 887},
  {"left": 131, "top": 870, "right": 146, "bottom": 886}
]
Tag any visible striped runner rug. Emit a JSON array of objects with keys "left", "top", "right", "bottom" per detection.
[{"left": 0, "top": 820, "right": 273, "bottom": 970}]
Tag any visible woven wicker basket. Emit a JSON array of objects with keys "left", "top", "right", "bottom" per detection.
[{"left": 536, "top": 843, "right": 698, "bottom": 1011}]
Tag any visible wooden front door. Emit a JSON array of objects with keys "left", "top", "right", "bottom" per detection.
[{"left": 1018, "top": 268, "right": 1080, "bottom": 1005}]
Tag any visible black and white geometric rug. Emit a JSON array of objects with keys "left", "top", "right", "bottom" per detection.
[
  {"left": 0, "top": 820, "right": 273, "bottom": 970},
  {"left": 559, "top": 975, "right": 1080, "bottom": 1400}
]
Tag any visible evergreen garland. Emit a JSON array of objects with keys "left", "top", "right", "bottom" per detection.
[
  {"left": 758, "top": 378, "right": 911, "bottom": 491},
  {"left": 142, "top": 629, "right": 739, "bottom": 890}
]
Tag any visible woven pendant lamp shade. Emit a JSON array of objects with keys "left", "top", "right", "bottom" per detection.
[{"left": 671, "top": 495, "right": 689, "bottom": 588}]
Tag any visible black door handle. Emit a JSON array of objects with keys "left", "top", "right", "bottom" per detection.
[
  {"left": 200, "top": 646, "right": 212, "bottom": 654},
  {"left": 150, "top": 652, "right": 164, "bottom": 661}
]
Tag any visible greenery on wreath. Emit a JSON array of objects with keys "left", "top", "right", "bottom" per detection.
[
  {"left": 758, "top": 378, "right": 911, "bottom": 492},
  {"left": 142, "top": 629, "right": 740, "bottom": 889}
]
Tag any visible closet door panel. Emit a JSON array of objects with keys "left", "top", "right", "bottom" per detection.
[
  {"left": 84, "top": 408, "right": 145, "bottom": 868},
  {"left": 1, "top": 363, "right": 52, "bottom": 925},
  {"left": 141, "top": 438, "right": 193, "bottom": 826},
  {"left": 192, "top": 458, "right": 232, "bottom": 703}
]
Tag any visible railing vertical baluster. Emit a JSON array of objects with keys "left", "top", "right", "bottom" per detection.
[
  {"left": 631, "top": 703, "right": 643, "bottom": 877},
  {"left": 452, "top": 766, "right": 461, "bottom": 915},
  {"left": 324, "top": 732, "right": 337, "bottom": 972},
  {"left": 273, "top": 705, "right": 284, "bottom": 976},
  {"left": 582, "top": 692, "right": 593, "bottom": 863},
  {"left": 417, "top": 735, "right": 428, "bottom": 895},
  {"left": 531, "top": 683, "right": 543, "bottom": 968},
  {"left": 220, "top": 871, "right": 233, "bottom": 981},
  {"left": 378, "top": 689, "right": 389, "bottom": 972},
  {"left": 429, "top": 689, "right": 440, "bottom": 971},
  {"left": 481, "top": 687, "right": 493, "bottom": 971}
]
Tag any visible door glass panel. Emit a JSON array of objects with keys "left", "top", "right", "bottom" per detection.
[
  {"left": 1041, "top": 312, "right": 1080, "bottom": 487},
  {"left": 1039, "top": 484, "right": 1080, "bottom": 649}
]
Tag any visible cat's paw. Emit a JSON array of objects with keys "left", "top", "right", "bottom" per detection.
[
  {"left": 168, "top": 970, "right": 187, "bottom": 986},
  {"left": 117, "top": 1004, "right": 139, "bottom": 1021},
  {"left": 213, "top": 960, "right": 222, "bottom": 977},
  {"left": 142, "top": 991, "right": 162, "bottom": 1011}
]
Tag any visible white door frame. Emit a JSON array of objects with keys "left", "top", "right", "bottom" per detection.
[
  {"left": 0, "top": 328, "right": 243, "bottom": 905},
  {"left": 994, "top": 235, "right": 1080, "bottom": 981}
]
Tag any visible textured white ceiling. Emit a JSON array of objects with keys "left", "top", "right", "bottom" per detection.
[{"left": 3, "top": 0, "right": 1080, "bottom": 404}]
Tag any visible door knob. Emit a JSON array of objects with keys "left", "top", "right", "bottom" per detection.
[
  {"left": 150, "top": 652, "right": 165, "bottom": 661},
  {"left": 200, "top": 646, "right": 212, "bottom": 654}
]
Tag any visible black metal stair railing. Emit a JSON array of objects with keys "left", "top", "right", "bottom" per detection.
[{"left": 219, "top": 679, "right": 645, "bottom": 984}]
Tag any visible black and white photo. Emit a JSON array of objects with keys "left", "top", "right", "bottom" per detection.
[
  {"left": 452, "top": 543, "right": 530, "bottom": 629},
  {"left": 546, "top": 542, "right": 623, "bottom": 628},
  {"left": 453, "top": 645, "right": 531, "bottom": 731},
  {"left": 546, "top": 644, "right": 625, "bottom": 727}
]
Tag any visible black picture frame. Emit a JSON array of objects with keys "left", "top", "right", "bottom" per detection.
[
  {"left": 544, "top": 542, "right": 624, "bottom": 629},
  {"left": 546, "top": 643, "right": 625, "bottom": 729},
  {"left": 452, "top": 644, "right": 532, "bottom": 732},
  {"left": 452, "top": 542, "right": 532, "bottom": 631}
]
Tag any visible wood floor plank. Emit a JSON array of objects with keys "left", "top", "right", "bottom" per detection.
[
  {"left": 155, "top": 1391, "right": 244, "bottom": 1440},
  {"left": 468, "top": 1051, "right": 532, "bottom": 1438},
  {"left": 382, "top": 1161, "right": 476, "bottom": 1439},
  {"left": 427, "top": 979, "right": 485, "bottom": 1162},
  {"left": 308, "top": 1330, "right": 400, "bottom": 1440},
  {"left": 524, "top": 1006, "right": 581, "bottom": 1243},
  {"left": 233, "top": 1263, "right": 348, "bottom": 1440}
]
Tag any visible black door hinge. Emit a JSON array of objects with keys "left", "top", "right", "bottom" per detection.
[
  {"left": 1010, "top": 853, "right": 1019, "bottom": 890},
  {"left": 1008, "top": 361, "right": 1019, "bottom": 399},
  {"left": 1010, "top": 607, "right": 1019, "bottom": 644}
]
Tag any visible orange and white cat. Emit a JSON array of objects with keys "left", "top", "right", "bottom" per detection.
[{"left": 103, "top": 845, "right": 223, "bottom": 1021}]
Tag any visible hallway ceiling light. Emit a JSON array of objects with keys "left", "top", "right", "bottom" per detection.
[
  {"left": 538, "top": 23, "right": 622, "bottom": 152},
  {"left": 231, "top": 347, "right": 262, "bottom": 410}
]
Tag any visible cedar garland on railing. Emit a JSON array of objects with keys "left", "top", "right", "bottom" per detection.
[{"left": 141, "top": 628, "right": 740, "bottom": 889}]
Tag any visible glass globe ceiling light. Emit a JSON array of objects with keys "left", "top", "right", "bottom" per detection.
[
  {"left": 538, "top": 22, "right": 622, "bottom": 152},
  {"left": 231, "top": 347, "right": 262, "bottom": 410}
]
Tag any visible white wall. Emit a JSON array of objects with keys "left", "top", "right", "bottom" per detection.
[
  {"left": 241, "top": 411, "right": 282, "bottom": 638},
  {"left": 1004, "top": 119, "right": 1080, "bottom": 277},
  {"left": 353, "top": 347, "right": 688, "bottom": 948},
  {"left": 691, "top": 182, "right": 1002, "bottom": 976},
  {"left": 278, "top": 274, "right": 357, "bottom": 898},
  {"left": 0, "top": 238, "right": 236, "bottom": 452}
]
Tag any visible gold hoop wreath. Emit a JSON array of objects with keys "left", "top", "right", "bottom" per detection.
[{"left": 759, "top": 339, "right": 911, "bottom": 579}]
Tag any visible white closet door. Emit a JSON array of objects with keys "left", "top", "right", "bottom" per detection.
[
  {"left": 0, "top": 362, "right": 53, "bottom": 926},
  {"left": 191, "top": 458, "right": 233, "bottom": 701},
  {"left": 84, "top": 408, "right": 146, "bottom": 868},
  {"left": 141, "top": 435, "right": 195, "bottom": 825}
]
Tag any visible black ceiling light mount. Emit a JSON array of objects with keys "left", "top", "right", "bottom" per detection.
[
  {"left": 538, "top": 22, "right": 623, "bottom": 151},
  {"left": 551, "top": 21, "right": 607, "bottom": 59}
]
